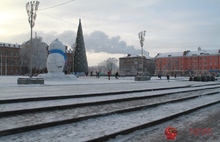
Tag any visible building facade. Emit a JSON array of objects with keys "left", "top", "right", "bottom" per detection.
[
  {"left": 65, "top": 49, "right": 74, "bottom": 74},
  {"left": 0, "top": 42, "right": 21, "bottom": 75},
  {"left": 119, "top": 54, "right": 155, "bottom": 76},
  {"left": 0, "top": 42, "right": 74, "bottom": 75},
  {"left": 155, "top": 48, "right": 220, "bottom": 76}
]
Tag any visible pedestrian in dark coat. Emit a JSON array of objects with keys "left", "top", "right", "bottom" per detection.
[
  {"left": 115, "top": 72, "right": 119, "bottom": 79},
  {"left": 167, "top": 74, "right": 170, "bottom": 82},
  {"left": 158, "top": 73, "right": 162, "bottom": 79}
]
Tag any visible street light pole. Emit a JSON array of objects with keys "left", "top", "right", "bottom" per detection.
[
  {"left": 0, "top": 54, "right": 2, "bottom": 76},
  {"left": 5, "top": 54, "right": 7, "bottom": 75},
  {"left": 26, "top": 1, "right": 39, "bottom": 77},
  {"left": 138, "top": 30, "right": 146, "bottom": 76}
]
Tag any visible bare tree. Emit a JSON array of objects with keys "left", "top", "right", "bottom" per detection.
[
  {"left": 20, "top": 36, "right": 48, "bottom": 73},
  {"left": 105, "top": 57, "right": 118, "bottom": 71}
]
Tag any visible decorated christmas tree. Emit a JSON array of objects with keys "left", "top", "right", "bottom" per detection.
[{"left": 73, "top": 19, "right": 88, "bottom": 73}]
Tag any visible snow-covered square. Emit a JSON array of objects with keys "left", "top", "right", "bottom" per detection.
[{"left": 0, "top": 76, "right": 220, "bottom": 142}]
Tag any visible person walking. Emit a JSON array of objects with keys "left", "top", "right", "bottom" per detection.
[
  {"left": 167, "top": 73, "right": 170, "bottom": 82},
  {"left": 97, "top": 71, "right": 100, "bottom": 78},
  {"left": 115, "top": 72, "right": 119, "bottom": 79},
  {"left": 158, "top": 72, "right": 162, "bottom": 79},
  {"left": 108, "top": 71, "right": 111, "bottom": 80},
  {"left": 96, "top": 71, "right": 98, "bottom": 78}
]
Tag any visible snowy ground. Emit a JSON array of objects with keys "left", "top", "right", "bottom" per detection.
[
  {"left": 0, "top": 75, "right": 216, "bottom": 99},
  {"left": 108, "top": 103, "right": 220, "bottom": 142},
  {"left": 0, "top": 75, "right": 220, "bottom": 142},
  {"left": 0, "top": 75, "right": 197, "bottom": 87}
]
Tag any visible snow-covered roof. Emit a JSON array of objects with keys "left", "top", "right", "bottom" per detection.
[
  {"left": 65, "top": 49, "right": 73, "bottom": 53},
  {"left": 186, "top": 49, "right": 219, "bottom": 56},
  {"left": 0, "top": 42, "right": 21, "bottom": 48},
  {"left": 156, "top": 52, "right": 183, "bottom": 58},
  {"left": 120, "top": 53, "right": 152, "bottom": 59},
  {"left": 145, "top": 53, "right": 152, "bottom": 59},
  {"left": 156, "top": 49, "right": 220, "bottom": 58}
]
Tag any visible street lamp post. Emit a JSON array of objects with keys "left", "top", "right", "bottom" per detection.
[
  {"left": 138, "top": 30, "right": 146, "bottom": 76},
  {"left": 0, "top": 54, "right": 2, "bottom": 76},
  {"left": 26, "top": 1, "right": 39, "bottom": 77}
]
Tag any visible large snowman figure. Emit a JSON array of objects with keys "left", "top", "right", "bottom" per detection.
[{"left": 47, "top": 38, "right": 66, "bottom": 73}]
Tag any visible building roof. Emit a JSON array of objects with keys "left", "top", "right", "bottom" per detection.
[
  {"left": 0, "top": 42, "right": 21, "bottom": 48},
  {"left": 120, "top": 53, "right": 152, "bottom": 59},
  {"left": 186, "top": 49, "right": 219, "bottom": 56},
  {"left": 156, "top": 52, "right": 183, "bottom": 58},
  {"left": 156, "top": 48, "right": 220, "bottom": 58},
  {"left": 65, "top": 49, "right": 73, "bottom": 53}
]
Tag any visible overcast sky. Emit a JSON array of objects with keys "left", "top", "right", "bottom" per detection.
[{"left": 1, "top": 0, "right": 220, "bottom": 66}]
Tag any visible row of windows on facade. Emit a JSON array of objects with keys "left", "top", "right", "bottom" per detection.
[
  {"left": 0, "top": 44, "right": 20, "bottom": 47},
  {"left": 158, "top": 66, "right": 219, "bottom": 70},
  {"left": 123, "top": 62, "right": 213, "bottom": 68},
  {"left": 158, "top": 66, "right": 219, "bottom": 71},
  {"left": 0, "top": 50, "right": 73, "bottom": 59},
  {"left": 121, "top": 60, "right": 152, "bottom": 64},
  {"left": 0, "top": 50, "right": 19, "bottom": 57},
  {"left": 159, "top": 56, "right": 218, "bottom": 61},
  {"left": 0, "top": 69, "right": 19, "bottom": 74},
  {"left": 124, "top": 55, "right": 219, "bottom": 62},
  {"left": 186, "top": 57, "right": 218, "bottom": 60},
  {"left": 157, "top": 62, "right": 219, "bottom": 66},
  {"left": 0, "top": 59, "right": 20, "bottom": 65}
]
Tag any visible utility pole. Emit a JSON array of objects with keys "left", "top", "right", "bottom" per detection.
[{"left": 5, "top": 54, "right": 7, "bottom": 75}]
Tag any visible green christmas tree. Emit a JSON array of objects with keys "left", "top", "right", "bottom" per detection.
[{"left": 73, "top": 19, "right": 88, "bottom": 73}]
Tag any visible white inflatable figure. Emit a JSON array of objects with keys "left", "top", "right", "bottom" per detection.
[
  {"left": 47, "top": 38, "right": 66, "bottom": 73},
  {"left": 37, "top": 38, "right": 77, "bottom": 81}
]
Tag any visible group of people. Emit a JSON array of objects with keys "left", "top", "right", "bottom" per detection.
[
  {"left": 158, "top": 73, "right": 176, "bottom": 82},
  {"left": 89, "top": 71, "right": 119, "bottom": 80},
  {"left": 158, "top": 73, "right": 177, "bottom": 82}
]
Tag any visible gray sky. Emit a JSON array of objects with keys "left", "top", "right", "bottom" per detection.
[{"left": 1, "top": 0, "right": 220, "bottom": 66}]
